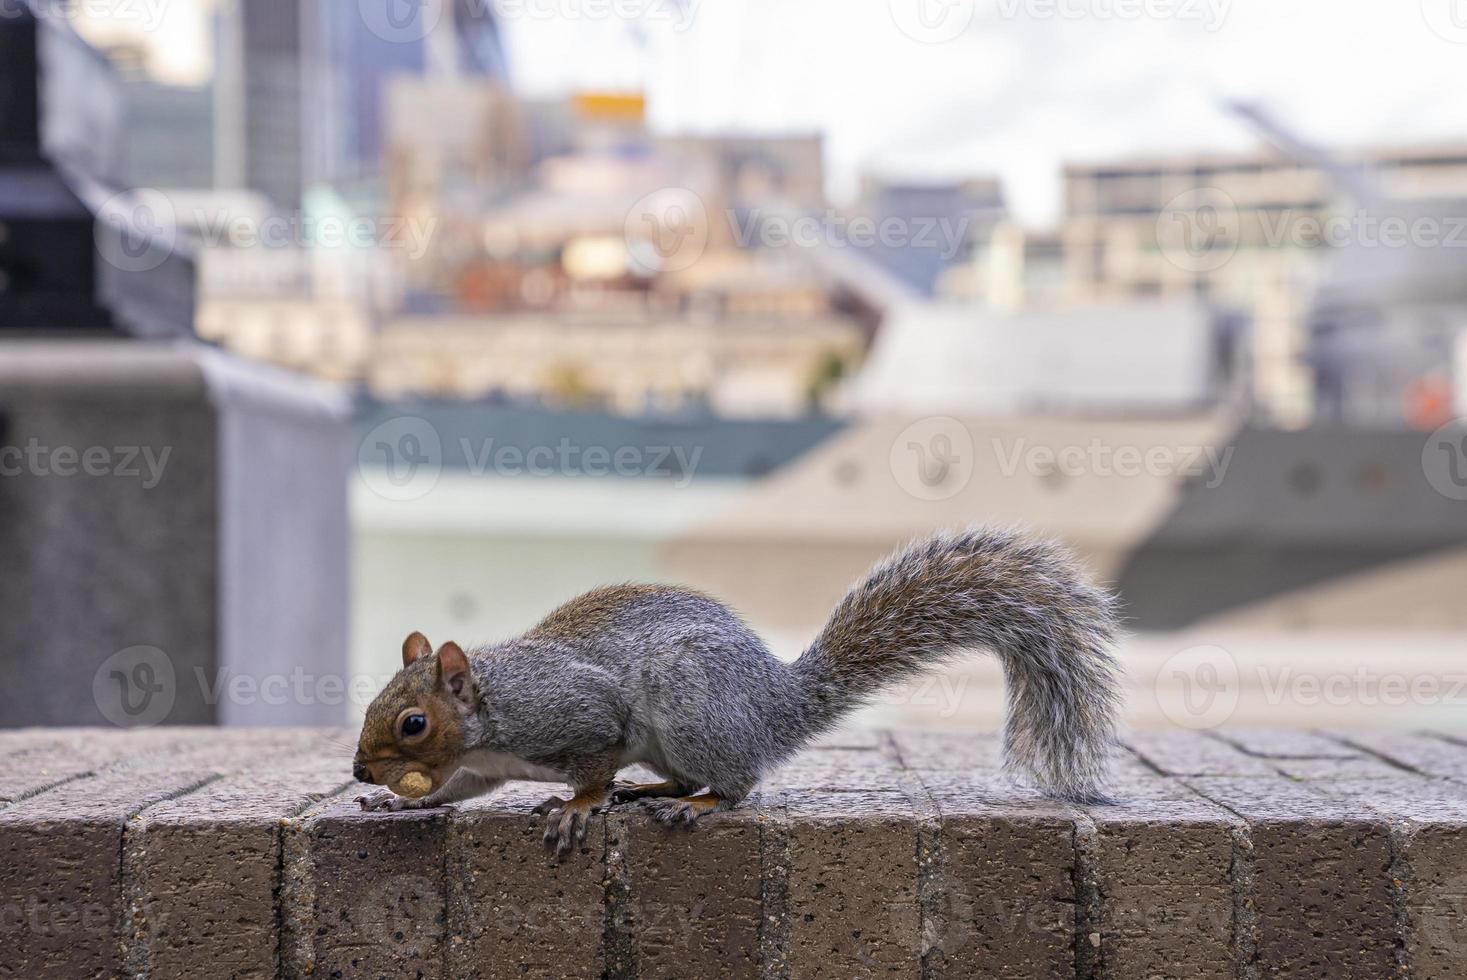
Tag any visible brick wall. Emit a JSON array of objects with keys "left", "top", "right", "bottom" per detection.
[{"left": 2, "top": 725, "right": 1465, "bottom": 978}]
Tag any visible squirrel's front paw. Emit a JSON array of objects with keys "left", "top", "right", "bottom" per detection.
[
  {"left": 537, "top": 796, "right": 595, "bottom": 857},
  {"left": 357, "top": 789, "right": 431, "bottom": 812}
]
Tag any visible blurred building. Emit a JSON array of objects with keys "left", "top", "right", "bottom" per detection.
[
  {"left": 941, "top": 221, "right": 1066, "bottom": 311},
  {"left": 852, "top": 300, "right": 1217, "bottom": 416},
  {"left": 381, "top": 86, "right": 668, "bottom": 305},
  {"left": 196, "top": 296, "right": 372, "bottom": 381},
  {"left": 655, "top": 133, "right": 826, "bottom": 211},
  {"left": 1060, "top": 142, "right": 1467, "bottom": 424},
  {"left": 311, "top": 0, "right": 510, "bottom": 186},
  {"left": 75, "top": 28, "right": 214, "bottom": 191},
  {"left": 215, "top": 0, "right": 510, "bottom": 206},
  {"left": 185, "top": 185, "right": 394, "bottom": 383},
  {"left": 846, "top": 175, "right": 1007, "bottom": 297},
  {"left": 115, "top": 79, "right": 215, "bottom": 189},
  {"left": 213, "top": 0, "right": 304, "bottom": 207},
  {"left": 368, "top": 311, "right": 865, "bottom": 417}
]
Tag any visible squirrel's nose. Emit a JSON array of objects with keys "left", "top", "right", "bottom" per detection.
[{"left": 353, "top": 761, "right": 373, "bottom": 784}]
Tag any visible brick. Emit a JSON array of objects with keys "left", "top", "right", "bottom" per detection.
[
  {"left": 780, "top": 790, "right": 921, "bottom": 979},
  {"left": 124, "top": 766, "right": 350, "bottom": 977},
  {"left": 0, "top": 727, "right": 198, "bottom": 802},
  {"left": 763, "top": 748, "right": 906, "bottom": 793},
  {"left": 889, "top": 730, "right": 1006, "bottom": 772},
  {"left": 302, "top": 797, "right": 450, "bottom": 978},
  {"left": 1270, "top": 755, "right": 1407, "bottom": 780},
  {"left": 1397, "top": 798, "right": 1467, "bottom": 980},
  {"left": 1189, "top": 776, "right": 1395, "bottom": 979},
  {"left": 2, "top": 725, "right": 1458, "bottom": 978},
  {"left": 1124, "top": 729, "right": 1277, "bottom": 776},
  {"left": 1212, "top": 728, "right": 1357, "bottom": 758},
  {"left": 0, "top": 746, "right": 96, "bottom": 803},
  {"left": 1082, "top": 778, "right": 1239, "bottom": 980},
  {"left": 0, "top": 728, "right": 65, "bottom": 755},
  {"left": 111, "top": 726, "right": 353, "bottom": 774},
  {"left": 921, "top": 780, "right": 1076, "bottom": 979},
  {"left": 0, "top": 768, "right": 215, "bottom": 977},
  {"left": 1330, "top": 730, "right": 1467, "bottom": 780},
  {"left": 618, "top": 803, "right": 762, "bottom": 979},
  {"left": 446, "top": 782, "right": 606, "bottom": 980},
  {"left": 1312, "top": 775, "right": 1467, "bottom": 980},
  {"left": 808, "top": 725, "right": 884, "bottom": 750}
]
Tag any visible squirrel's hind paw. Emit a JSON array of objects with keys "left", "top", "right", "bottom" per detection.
[
  {"left": 642, "top": 792, "right": 728, "bottom": 826},
  {"left": 530, "top": 794, "right": 568, "bottom": 817}
]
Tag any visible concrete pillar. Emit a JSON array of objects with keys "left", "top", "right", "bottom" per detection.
[{"left": 0, "top": 340, "right": 351, "bottom": 726}]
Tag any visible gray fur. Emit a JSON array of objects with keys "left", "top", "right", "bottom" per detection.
[{"left": 451, "top": 526, "right": 1122, "bottom": 807}]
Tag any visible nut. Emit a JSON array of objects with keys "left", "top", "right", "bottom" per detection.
[{"left": 394, "top": 772, "right": 433, "bottom": 798}]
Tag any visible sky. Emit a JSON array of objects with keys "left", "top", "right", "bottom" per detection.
[
  {"left": 504, "top": 0, "right": 1467, "bottom": 224},
  {"left": 72, "top": 0, "right": 1467, "bottom": 226}
]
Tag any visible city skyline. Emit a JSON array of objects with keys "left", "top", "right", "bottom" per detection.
[{"left": 71, "top": 0, "right": 1467, "bottom": 224}]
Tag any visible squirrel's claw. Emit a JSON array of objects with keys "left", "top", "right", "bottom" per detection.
[
  {"left": 536, "top": 793, "right": 602, "bottom": 857},
  {"left": 357, "top": 789, "right": 431, "bottom": 812},
  {"left": 643, "top": 793, "right": 726, "bottom": 826},
  {"left": 643, "top": 798, "right": 698, "bottom": 825},
  {"left": 609, "top": 779, "right": 690, "bottom": 805},
  {"left": 541, "top": 802, "right": 590, "bottom": 856},
  {"left": 357, "top": 790, "right": 398, "bottom": 811},
  {"left": 530, "top": 794, "right": 567, "bottom": 817}
]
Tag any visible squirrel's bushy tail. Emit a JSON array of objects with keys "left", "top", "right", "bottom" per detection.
[{"left": 789, "top": 527, "right": 1122, "bottom": 803}]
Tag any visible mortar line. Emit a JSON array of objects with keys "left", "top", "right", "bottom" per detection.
[
  {"left": 277, "top": 783, "right": 367, "bottom": 980},
  {"left": 756, "top": 787, "right": 792, "bottom": 980},
  {"left": 1070, "top": 811, "right": 1101, "bottom": 980},
  {"left": 1179, "top": 777, "right": 1263, "bottom": 980},
  {"left": 1316, "top": 730, "right": 1427, "bottom": 776},
  {"left": 1419, "top": 728, "right": 1467, "bottom": 747},
  {"left": 1201, "top": 728, "right": 1353, "bottom": 762},
  {"left": 0, "top": 768, "right": 99, "bottom": 811},
  {"left": 1304, "top": 774, "right": 1421, "bottom": 980},
  {"left": 1114, "top": 736, "right": 1167, "bottom": 777},
  {"left": 602, "top": 807, "right": 636, "bottom": 980},
  {"left": 880, "top": 730, "right": 944, "bottom": 980},
  {"left": 118, "top": 771, "right": 225, "bottom": 979}
]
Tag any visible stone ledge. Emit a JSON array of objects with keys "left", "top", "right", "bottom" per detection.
[{"left": 2, "top": 725, "right": 1465, "bottom": 978}]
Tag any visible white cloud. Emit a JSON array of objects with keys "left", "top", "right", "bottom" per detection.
[{"left": 500, "top": 0, "right": 1467, "bottom": 224}]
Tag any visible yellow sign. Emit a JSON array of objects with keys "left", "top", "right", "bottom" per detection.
[{"left": 572, "top": 92, "right": 646, "bottom": 122}]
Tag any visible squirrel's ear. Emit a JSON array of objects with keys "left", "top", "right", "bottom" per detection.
[
  {"left": 436, "top": 641, "right": 476, "bottom": 708},
  {"left": 402, "top": 631, "right": 433, "bottom": 668}
]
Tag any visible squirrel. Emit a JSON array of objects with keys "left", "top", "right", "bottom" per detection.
[{"left": 354, "top": 527, "right": 1122, "bottom": 855}]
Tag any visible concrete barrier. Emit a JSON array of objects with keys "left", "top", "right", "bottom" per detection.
[
  {"left": 0, "top": 341, "right": 351, "bottom": 727},
  {"left": 1, "top": 725, "right": 1465, "bottom": 978}
]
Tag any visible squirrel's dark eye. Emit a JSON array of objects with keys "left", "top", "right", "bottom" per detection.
[{"left": 400, "top": 713, "right": 427, "bottom": 738}]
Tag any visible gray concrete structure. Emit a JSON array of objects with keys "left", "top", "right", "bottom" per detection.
[{"left": 0, "top": 341, "right": 351, "bottom": 727}]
